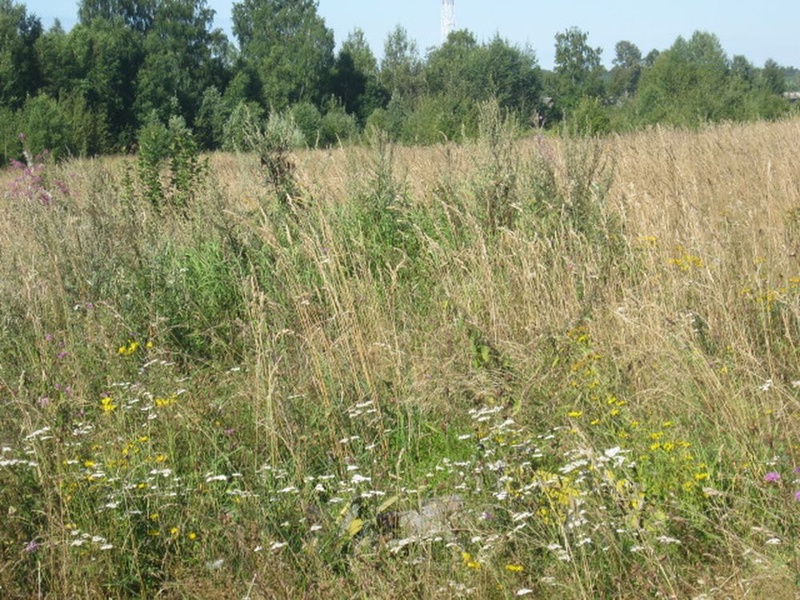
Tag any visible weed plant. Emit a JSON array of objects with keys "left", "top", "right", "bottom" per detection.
[{"left": 1, "top": 114, "right": 800, "bottom": 597}]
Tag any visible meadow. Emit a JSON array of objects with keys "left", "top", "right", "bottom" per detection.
[{"left": 1, "top": 107, "right": 799, "bottom": 598}]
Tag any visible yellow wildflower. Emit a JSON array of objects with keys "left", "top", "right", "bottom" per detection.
[
  {"left": 117, "top": 340, "right": 140, "bottom": 356},
  {"left": 155, "top": 395, "right": 177, "bottom": 408},
  {"left": 461, "top": 552, "right": 481, "bottom": 569}
]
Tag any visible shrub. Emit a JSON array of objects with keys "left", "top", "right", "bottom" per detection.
[
  {"left": 291, "top": 101, "right": 322, "bottom": 147},
  {"left": 226, "top": 104, "right": 305, "bottom": 205},
  {"left": 18, "top": 93, "right": 69, "bottom": 159},
  {"left": 222, "top": 101, "right": 265, "bottom": 153},
  {"left": 567, "top": 96, "right": 612, "bottom": 136},
  {"left": 194, "top": 86, "right": 229, "bottom": 151},
  {"left": 318, "top": 105, "right": 358, "bottom": 147},
  {"left": 136, "top": 112, "right": 207, "bottom": 212}
]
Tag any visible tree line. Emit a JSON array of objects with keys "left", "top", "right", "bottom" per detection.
[{"left": 0, "top": 0, "right": 795, "bottom": 163}]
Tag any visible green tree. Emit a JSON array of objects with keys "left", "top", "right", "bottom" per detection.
[
  {"left": 330, "top": 48, "right": 366, "bottom": 117},
  {"left": 0, "top": 105, "right": 19, "bottom": 163},
  {"left": 553, "top": 27, "right": 604, "bottom": 113},
  {"left": 340, "top": 28, "right": 378, "bottom": 76},
  {"left": 608, "top": 40, "right": 642, "bottom": 99},
  {"left": 18, "top": 93, "right": 69, "bottom": 158},
  {"left": 761, "top": 59, "right": 786, "bottom": 95},
  {"left": 291, "top": 101, "right": 321, "bottom": 145},
  {"left": 730, "top": 55, "right": 755, "bottom": 86},
  {"left": 194, "top": 85, "right": 228, "bottom": 149},
  {"left": 426, "top": 29, "right": 480, "bottom": 100},
  {"left": 634, "top": 31, "right": 731, "bottom": 126},
  {"left": 0, "top": 0, "right": 43, "bottom": 109},
  {"left": 223, "top": 64, "right": 262, "bottom": 108},
  {"left": 380, "top": 25, "right": 425, "bottom": 100},
  {"left": 423, "top": 30, "right": 482, "bottom": 137},
  {"left": 318, "top": 102, "right": 357, "bottom": 146},
  {"left": 784, "top": 67, "right": 800, "bottom": 92},
  {"left": 330, "top": 28, "right": 388, "bottom": 123},
  {"left": 644, "top": 49, "right": 660, "bottom": 67},
  {"left": 60, "top": 88, "right": 110, "bottom": 155},
  {"left": 78, "top": 0, "right": 156, "bottom": 32},
  {"left": 421, "top": 31, "right": 543, "bottom": 140},
  {"left": 477, "top": 36, "right": 542, "bottom": 115},
  {"left": 232, "top": 0, "right": 334, "bottom": 110},
  {"left": 135, "top": 0, "right": 230, "bottom": 125},
  {"left": 33, "top": 22, "right": 75, "bottom": 100},
  {"left": 619, "top": 31, "right": 789, "bottom": 127},
  {"left": 37, "top": 19, "right": 144, "bottom": 150}
]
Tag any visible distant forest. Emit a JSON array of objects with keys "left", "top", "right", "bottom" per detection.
[{"left": 1, "top": 0, "right": 797, "bottom": 162}]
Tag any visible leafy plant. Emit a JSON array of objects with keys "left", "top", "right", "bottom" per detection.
[{"left": 135, "top": 111, "right": 207, "bottom": 213}]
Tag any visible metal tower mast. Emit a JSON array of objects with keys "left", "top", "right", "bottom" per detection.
[{"left": 441, "top": 0, "right": 455, "bottom": 43}]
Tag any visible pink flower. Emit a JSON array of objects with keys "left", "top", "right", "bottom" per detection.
[
  {"left": 794, "top": 490, "right": 800, "bottom": 501},
  {"left": 763, "top": 471, "right": 781, "bottom": 483}
]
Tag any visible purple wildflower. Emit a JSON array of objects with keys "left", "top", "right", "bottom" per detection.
[
  {"left": 763, "top": 471, "right": 781, "bottom": 483},
  {"left": 795, "top": 490, "right": 800, "bottom": 501}
]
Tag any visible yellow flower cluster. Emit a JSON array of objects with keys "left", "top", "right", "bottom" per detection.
[
  {"left": 461, "top": 551, "right": 481, "bottom": 570},
  {"left": 155, "top": 395, "right": 178, "bottom": 408},
  {"left": 117, "top": 340, "right": 140, "bottom": 355},
  {"left": 118, "top": 339, "right": 154, "bottom": 355},
  {"left": 100, "top": 396, "right": 117, "bottom": 413},
  {"left": 667, "top": 247, "right": 704, "bottom": 271}
]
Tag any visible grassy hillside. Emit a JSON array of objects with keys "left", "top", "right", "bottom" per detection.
[{"left": 2, "top": 109, "right": 800, "bottom": 598}]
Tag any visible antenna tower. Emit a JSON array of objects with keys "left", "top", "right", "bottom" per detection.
[{"left": 441, "top": 0, "right": 455, "bottom": 43}]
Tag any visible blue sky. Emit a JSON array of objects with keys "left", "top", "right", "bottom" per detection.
[{"left": 19, "top": 0, "right": 800, "bottom": 69}]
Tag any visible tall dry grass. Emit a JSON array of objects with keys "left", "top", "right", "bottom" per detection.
[{"left": 1, "top": 113, "right": 800, "bottom": 598}]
